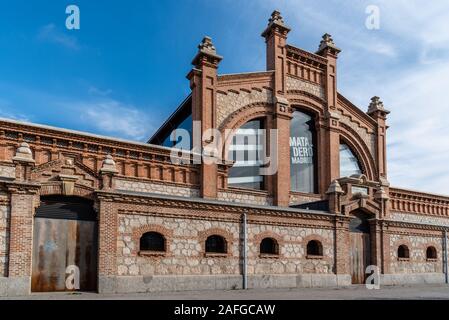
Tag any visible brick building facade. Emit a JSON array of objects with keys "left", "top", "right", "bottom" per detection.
[{"left": 0, "top": 11, "right": 448, "bottom": 295}]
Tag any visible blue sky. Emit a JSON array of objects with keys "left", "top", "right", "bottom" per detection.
[{"left": 1, "top": 0, "right": 449, "bottom": 194}]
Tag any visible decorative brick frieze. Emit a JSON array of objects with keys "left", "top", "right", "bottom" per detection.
[{"left": 390, "top": 188, "right": 449, "bottom": 217}]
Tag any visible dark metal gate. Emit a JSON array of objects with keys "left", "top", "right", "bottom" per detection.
[{"left": 31, "top": 196, "right": 98, "bottom": 292}]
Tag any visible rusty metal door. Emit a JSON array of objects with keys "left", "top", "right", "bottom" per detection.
[
  {"left": 31, "top": 196, "right": 98, "bottom": 292},
  {"left": 349, "top": 233, "right": 370, "bottom": 284}
]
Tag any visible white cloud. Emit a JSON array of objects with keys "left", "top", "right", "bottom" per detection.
[
  {"left": 0, "top": 98, "right": 30, "bottom": 122},
  {"left": 88, "top": 86, "right": 112, "bottom": 96},
  {"left": 77, "top": 99, "right": 153, "bottom": 141},
  {"left": 37, "top": 24, "right": 80, "bottom": 50}
]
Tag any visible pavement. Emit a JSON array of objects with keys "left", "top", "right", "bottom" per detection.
[{"left": 2, "top": 284, "right": 449, "bottom": 300}]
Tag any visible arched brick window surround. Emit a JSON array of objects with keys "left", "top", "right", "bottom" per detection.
[
  {"left": 132, "top": 224, "right": 173, "bottom": 257},
  {"left": 253, "top": 231, "right": 283, "bottom": 258},
  {"left": 199, "top": 228, "right": 234, "bottom": 257}
]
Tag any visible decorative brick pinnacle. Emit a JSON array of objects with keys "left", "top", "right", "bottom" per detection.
[
  {"left": 375, "top": 186, "right": 389, "bottom": 200},
  {"left": 198, "top": 36, "right": 217, "bottom": 55},
  {"left": 261, "top": 10, "right": 290, "bottom": 38},
  {"left": 326, "top": 179, "right": 344, "bottom": 194},
  {"left": 12, "top": 142, "right": 35, "bottom": 163},
  {"left": 317, "top": 33, "right": 341, "bottom": 54},
  {"left": 368, "top": 96, "right": 390, "bottom": 115},
  {"left": 100, "top": 154, "right": 118, "bottom": 174},
  {"left": 268, "top": 10, "right": 285, "bottom": 25},
  {"left": 191, "top": 36, "right": 223, "bottom": 67}
]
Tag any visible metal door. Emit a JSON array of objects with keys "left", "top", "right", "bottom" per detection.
[{"left": 31, "top": 196, "right": 98, "bottom": 292}]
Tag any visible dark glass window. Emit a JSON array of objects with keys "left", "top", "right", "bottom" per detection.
[
  {"left": 340, "top": 143, "right": 362, "bottom": 177},
  {"left": 162, "top": 114, "right": 193, "bottom": 149},
  {"left": 228, "top": 119, "right": 264, "bottom": 190},
  {"left": 140, "top": 232, "right": 165, "bottom": 252},
  {"left": 260, "top": 238, "right": 279, "bottom": 255},
  {"left": 205, "top": 235, "right": 227, "bottom": 253},
  {"left": 398, "top": 245, "right": 409, "bottom": 259},
  {"left": 306, "top": 240, "right": 323, "bottom": 256},
  {"left": 290, "top": 110, "right": 317, "bottom": 193},
  {"left": 426, "top": 246, "right": 437, "bottom": 259}
]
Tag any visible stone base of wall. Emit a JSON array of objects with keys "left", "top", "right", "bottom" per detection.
[
  {"left": 381, "top": 273, "right": 445, "bottom": 286},
  {"left": 99, "top": 274, "right": 352, "bottom": 294},
  {"left": 0, "top": 277, "right": 30, "bottom": 297}
]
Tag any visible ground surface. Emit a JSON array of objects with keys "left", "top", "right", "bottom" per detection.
[{"left": 2, "top": 284, "right": 449, "bottom": 300}]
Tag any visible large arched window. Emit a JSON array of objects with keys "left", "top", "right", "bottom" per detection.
[
  {"left": 228, "top": 119, "right": 264, "bottom": 190},
  {"left": 290, "top": 110, "right": 317, "bottom": 193},
  {"left": 140, "top": 232, "right": 166, "bottom": 252},
  {"left": 340, "top": 143, "right": 362, "bottom": 178}
]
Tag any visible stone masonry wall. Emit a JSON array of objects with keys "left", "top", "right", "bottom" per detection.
[
  {"left": 286, "top": 76, "right": 325, "bottom": 100},
  {"left": 247, "top": 224, "right": 334, "bottom": 274},
  {"left": 216, "top": 88, "right": 273, "bottom": 128},
  {"left": 116, "top": 212, "right": 334, "bottom": 277},
  {"left": 115, "top": 179, "right": 200, "bottom": 198},
  {"left": 336, "top": 109, "right": 376, "bottom": 157},
  {"left": 117, "top": 214, "right": 241, "bottom": 276},
  {"left": 0, "top": 192, "right": 10, "bottom": 277},
  {"left": 391, "top": 212, "right": 449, "bottom": 227},
  {"left": 389, "top": 233, "right": 443, "bottom": 274},
  {"left": 0, "top": 163, "right": 15, "bottom": 179},
  {"left": 218, "top": 190, "right": 273, "bottom": 206}
]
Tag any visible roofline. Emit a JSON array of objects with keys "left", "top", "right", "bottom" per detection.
[
  {"left": 147, "top": 94, "right": 192, "bottom": 143},
  {"left": 217, "top": 70, "right": 274, "bottom": 77},
  {"left": 390, "top": 186, "right": 449, "bottom": 200},
  {"left": 0, "top": 117, "right": 184, "bottom": 154}
]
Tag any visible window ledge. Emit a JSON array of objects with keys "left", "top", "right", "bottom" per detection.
[
  {"left": 204, "top": 253, "right": 228, "bottom": 258},
  {"left": 306, "top": 255, "right": 323, "bottom": 260},
  {"left": 427, "top": 258, "right": 438, "bottom": 262},
  {"left": 139, "top": 250, "right": 166, "bottom": 257},
  {"left": 259, "top": 253, "right": 280, "bottom": 259},
  {"left": 398, "top": 257, "right": 410, "bottom": 262}
]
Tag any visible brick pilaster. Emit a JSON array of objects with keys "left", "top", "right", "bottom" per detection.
[
  {"left": 7, "top": 185, "right": 39, "bottom": 279},
  {"left": 97, "top": 197, "right": 117, "bottom": 277},
  {"left": 334, "top": 215, "right": 350, "bottom": 275}
]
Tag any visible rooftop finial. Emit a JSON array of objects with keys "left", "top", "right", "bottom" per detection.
[
  {"left": 191, "top": 36, "right": 222, "bottom": 67},
  {"left": 261, "top": 10, "right": 290, "bottom": 38},
  {"left": 268, "top": 10, "right": 285, "bottom": 25},
  {"left": 317, "top": 33, "right": 340, "bottom": 53},
  {"left": 100, "top": 154, "right": 118, "bottom": 174},
  {"left": 198, "top": 36, "right": 217, "bottom": 55},
  {"left": 12, "top": 142, "right": 35, "bottom": 163},
  {"left": 367, "top": 96, "right": 390, "bottom": 115}
]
